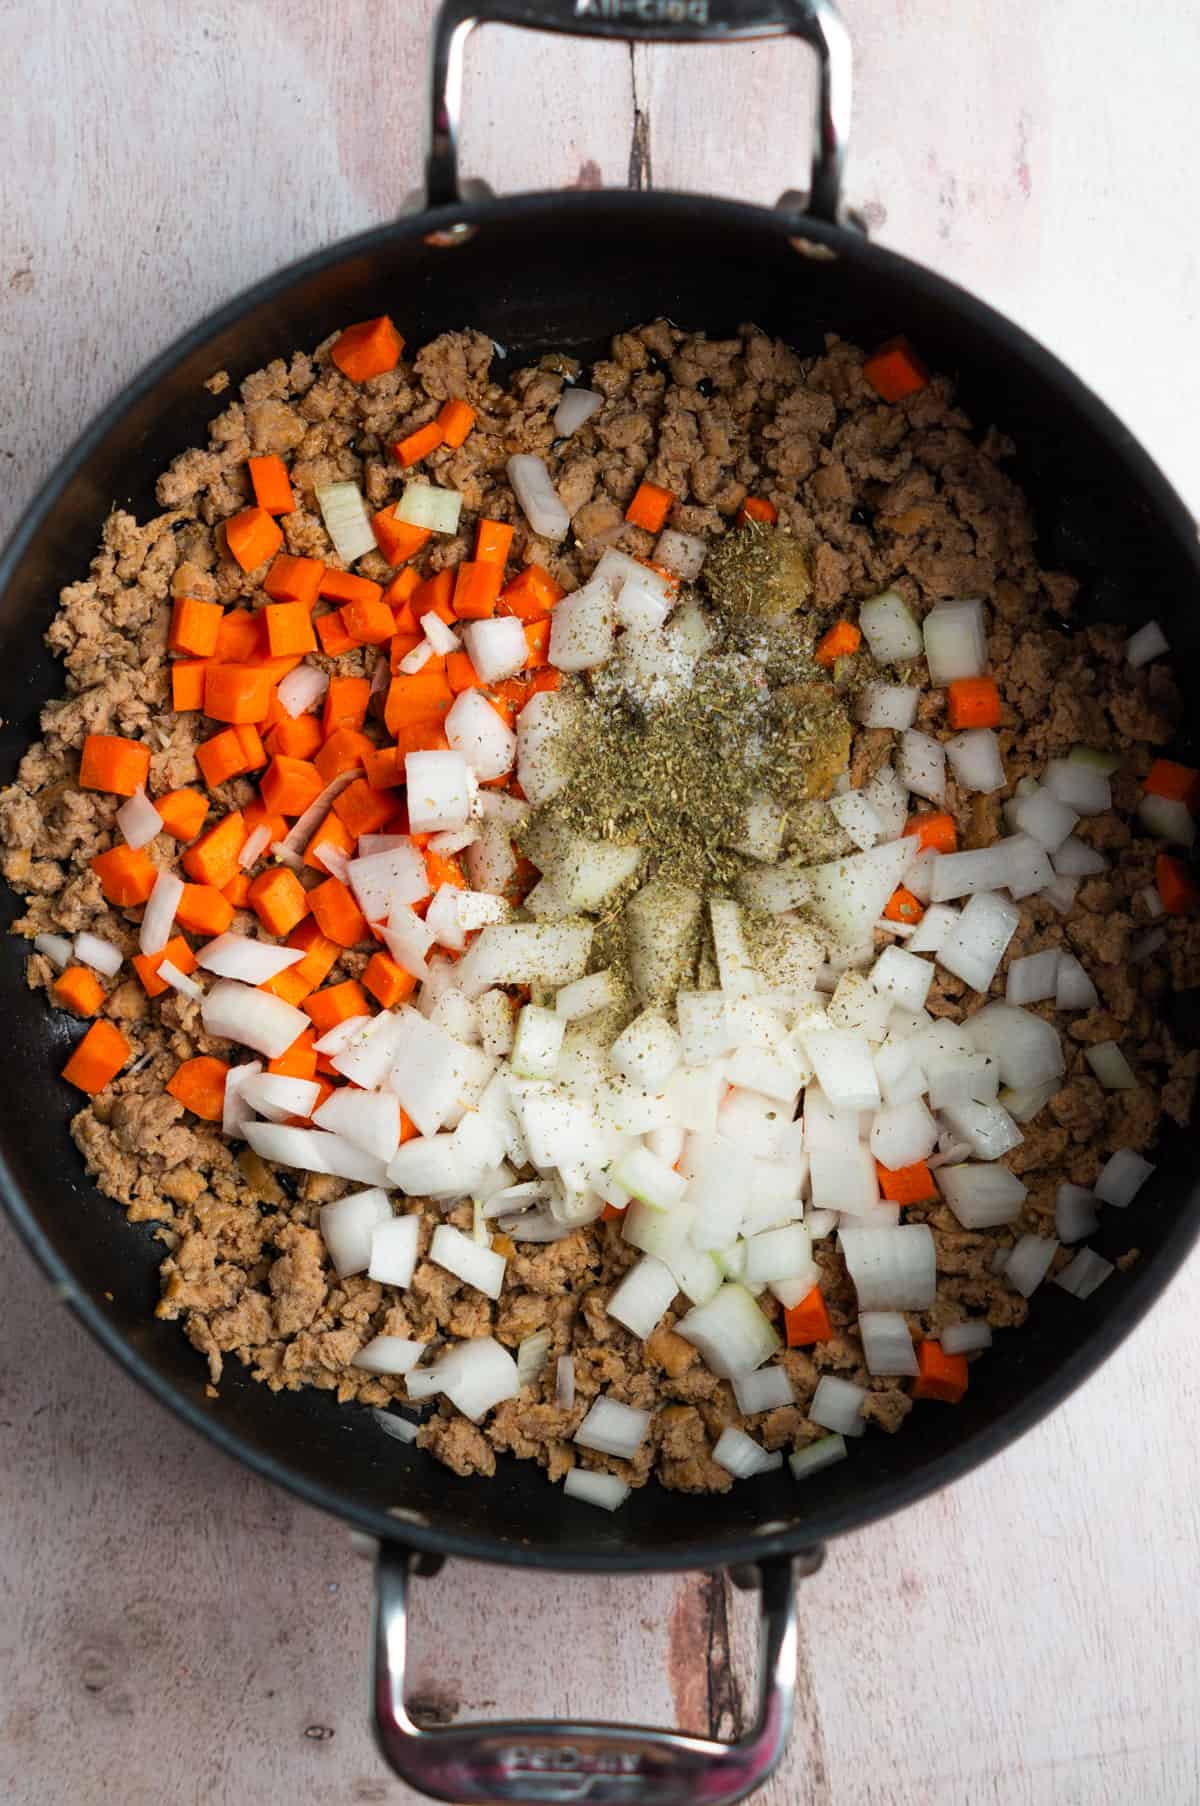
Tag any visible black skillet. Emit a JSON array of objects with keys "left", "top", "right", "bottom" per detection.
[{"left": 2, "top": 3, "right": 1199, "bottom": 1801}]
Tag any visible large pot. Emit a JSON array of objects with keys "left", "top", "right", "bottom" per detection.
[{"left": 3, "top": 3, "right": 1198, "bottom": 1801}]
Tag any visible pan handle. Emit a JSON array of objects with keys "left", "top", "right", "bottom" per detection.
[
  {"left": 426, "top": 0, "right": 851, "bottom": 225},
  {"left": 372, "top": 1544, "right": 815, "bottom": 1805}
]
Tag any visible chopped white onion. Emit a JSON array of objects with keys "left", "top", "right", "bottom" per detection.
[
  {"left": 201, "top": 979, "right": 310, "bottom": 1058},
  {"left": 743, "top": 1224, "right": 813, "bottom": 1286},
  {"left": 1052, "top": 835, "right": 1107, "bottom": 878},
  {"left": 802, "top": 1029, "right": 880, "bottom": 1113},
  {"left": 371, "top": 1409, "right": 421, "bottom": 1445},
  {"left": 809, "top": 1374, "right": 867, "bottom": 1438},
  {"left": 907, "top": 903, "right": 958, "bottom": 956},
  {"left": 935, "top": 1162, "right": 1026, "bottom": 1228},
  {"left": 314, "top": 1088, "right": 402, "bottom": 1163},
  {"left": 437, "top": 1336, "right": 521, "bottom": 1421},
  {"left": 733, "top": 1367, "right": 793, "bottom": 1414},
  {"left": 856, "top": 683, "right": 919, "bottom": 731},
  {"left": 554, "top": 385, "right": 604, "bottom": 437},
  {"left": 712, "top": 1426, "right": 783, "bottom": 1479},
  {"left": 368, "top": 1213, "right": 421, "bottom": 1288},
  {"left": 116, "top": 787, "right": 162, "bottom": 850},
  {"left": 509, "top": 1004, "right": 565, "bottom": 1080},
  {"left": 352, "top": 1336, "right": 426, "bottom": 1377},
  {"left": 789, "top": 1434, "right": 848, "bottom": 1480},
  {"left": 445, "top": 687, "right": 518, "bottom": 781},
  {"left": 611, "top": 1145, "right": 686, "bottom": 1211},
  {"left": 33, "top": 931, "right": 73, "bottom": 969},
  {"left": 237, "top": 823, "right": 272, "bottom": 870},
  {"left": 319, "top": 1188, "right": 393, "bottom": 1278},
  {"left": 839, "top": 1224, "right": 936, "bottom": 1309},
  {"left": 1005, "top": 949, "right": 1060, "bottom": 1006},
  {"left": 315, "top": 480, "right": 376, "bottom": 563},
  {"left": 1055, "top": 954, "right": 1099, "bottom": 1011},
  {"left": 675, "top": 1283, "right": 780, "bottom": 1377},
  {"left": 197, "top": 933, "right": 305, "bottom": 983},
  {"left": 75, "top": 929, "right": 125, "bottom": 976},
  {"left": 1085, "top": 1041, "right": 1137, "bottom": 1089},
  {"left": 1138, "top": 793, "right": 1195, "bottom": 847},
  {"left": 279, "top": 770, "right": 361, "bottom": 863},
  {"left": 1055, "top": 1182, "right": 1100, "bottom": 1242},
  {"left": 241, "top": 1071, "right": 321, "bottom": 1122},
  {"left": 922, "top": 598, "right": 987, "bottom": 683},
  {"left": 829, "top": 789, "right": 885, "bottom": 850},
  {"left": 394, "top": 481, "right": 464, "bottom": 535},
  {"left": 507, "top": 453, "right": 570, "bottom": 541},
  {"left": 397, "top": 638, "right": 435, "bottom": 675},
  {"left": 1043, "top": 758, "right": 1110, "bottom": 815},
  {"left": 221, "top": 1059, "right": 262, "bottom": 1138},
  {"left": 1004, "top": 1233, "right": 1058, "bottom": 1297},
  {"left": 870, "top": 945, "right": 934, "bottom": 1012},
  {"left": 1094, "top": 1147, "right": 1155, "bottom": 1208},
  {"left": 429, "top": 1223, "right": 507, "bottom": 1299},
  {"left": 278, "top": 664, "right": 329, "bottom": 718},
  {"left": 898, "top": 729, "right": 946, "bottom": 805},
  {"left": 555, "top": 970, "right": 620, "bottom": 1021},
  {"left": 939, "top": 1097, "right": 1022, "bottom": 1161},
  {"left": 654, "top": 527, "right": 706, "bottom": 580},
  {"left": 138, "top": 871, "right": 184, "bottom": 957},
  {"left": 859, "top": 589, "right": 923, "bottom": 663},
  {"left": 1055, "top": 1247, "right": 1114, "bottom": 1298},
  {"left": 937, "top": 890, "right": 1019, "bottom": 993},
  {"left": 462, "top": 616, "right": 528, "bottom": 684},
  {"left": 1125, "top": 620, "right": 1168, "bottom": 668},
  {"left": 858, "top": 1310, "right": 919, "bottom": 1377},
  {"left": 945, "top": 728, "right": 1005, "bottom": 795},
  {"left": 556, "top": 1354, "right": 576, "bottom": 1409},
  {"left": 607, "top": 1254, "right": 679, "bottom": 1338},
  {"left": 564, "top": 1469, "right": 630, "bottom": 1511},
  {"left": 548, "top": 576, "right": 615, "bottom": 671},
  {"left": 574, "top": 1395, "right": 650, "bottom": 1459},
  {"left": 1013, "top": 787, "right": 1079, "bottom": 854},
  {"left": 869, "top": 1097, "right": 939, "bottom": 1169}
]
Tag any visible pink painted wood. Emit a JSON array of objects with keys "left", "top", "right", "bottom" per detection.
[{"left": 3, "top": 4, "right": 1200, "bottom": 1802}]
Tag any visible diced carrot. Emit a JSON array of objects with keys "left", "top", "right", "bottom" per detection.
[
  {"left": 904, "top": 811, "right": 957, "bottom": 854},
  {"left": 389, "top": 630, "right": 425, "bottom": 672},
  {"left": 362, "top": 951, "right": 417, "bottom": 1009},
  {"left": 303, "top": 811, "right": 357, "bottom": 874},
  {"left": 876, "top": 1159, "right": 937, "bottom": 1205},
  {"left": 225, "top": 506, "right": 283, "bottom": 573},
  {"left": 267, "top": 1026, "right": 318, "bottom": 1080},
  {"left": 528, "top": 667, "right": 562, "bottom": 696},
  {"left": 261, "top": 688, "right": 289, "bottom": 735},
  {"left": 737, "top": 496, "right": 778, "bottom": 527},
  {"left": 266, "top": 715, "right": 324, "bottom": 762},
  {"left": 302, "top": 978, "right": 371, "bottom": 1032},
  {"left": 223, "top": 872, "right": 253, "bottom": 908},
  {"left": 330, "top": 315, "right": 404, "bottom": 383},
  {"left": 248, "top": 866, "right": 311, "bottom": 937},
  {"left": 358, "top": 747, "right": 400, "bottom": 793},
  {"left": 168, "top": 596, "right": 222, "bottom": 657},
  {"left": 171, "top": 660, "right": 208, "bottom": 711},
  {"left": 313, "top": 728, "right": 372, "bottom": 785},
  {"left": 523, "top": 619, "right": 551, "bottom": 667},
  {"left": 913, "top": 1340, "right": 968, "bottom": 1404},
  {"left": 393, "top": 421, "right": 444, "bottom": 467},
  {"left": 260, "top": 755, "right": 325, "bottom": 820},
  {"left": 176, "top": 883, "right": 235, "bottom": 937},
  {"left": 1145, "top": 760, "right": 1200, "bottom": 811},
  {"left": 263, "top": 554, "right": 325, "bottom": 609},
  {"left": 242, "top": 795, "right": 286, "bottom": 843},
  {"left": 308, "top": 876, "right": 369, "bottom": 947},
  {"left": 383, "top": 567, "right": 422, "bottom": 614},
  {"left": 89, "top": 844, "right": 157, "bottom": 907},
  {"left": 288, "top": 916, "right": 341, "bottom": 971},
  {"left": 204, "top": 662, "right": 275, "bottom": 725},
  {"left": 498, "top": 564, "right": 564, "bottom": 623},
  {"left": 372, "top": 507, "right": 431, "bottom": 567},
  {"left": 863, "top": 336, "right": 929, "bottom": 403},
  {"left": 784, "top": 1286, "right": 832, "bottom": 1347},
  {"left": 333, "top": 778, "right": 394, "bottom": 838},
  {"left": 1156, "top": 853, "right": 1200, "bottom": 915},
  {"left": 446, "top": 650, "right": 483, "bottom": 694},
  {"left": 883, "top": 885, "right": 924, "bottom": 926},
  {"left": 814, "top": 620, "right": 862, "bottom": 667},
  {"left": 625, "top": 480, "right": 674, "bottom": 534},
  {"left": 385, "top": 670, "right": 453, "bottom": 737},
  {"left": 235, "top": 725, "right": 269, "bottom": 772},
  {"left": 61, "top": 1019, "right": 130, "bottom": 1094},
  {"left": 315, "top": 610, "right": 359, "bottom": 663},
  {"left": 489, "top": 680, "right": 525, "bottom": 719},
  {"left": 214, "top": 608, "right": 264, "bottom": 663},
  {"left": 156, "top": 788, "right": 209, "bottom": 841},
  {"left": 166, "top": 1054, "right": 229, "bottom": 1121},
  {"left": 452, "top": 560, "right": 504, "bottom": 621},
  {"left": 600, "top": 1202, "right": 627, "bottom": 1223},
  {"left": 425, "top": 848, "right": 466, "bottom": 891},
  {"left": 132, "top": 935, "right": 197, "bottom": 998},
  {"left": 413, "top": 569, "right": 456, "bottom": 626},
  {"left": 318, "top": 568, "right": 383, "bottom": 610},
  {"left": 181, "top": 811, "right": 246, "bottom": 889},
  {"left": 339, "top": 595, "right": 395, "bottom": 645},
  {"left": 438, "top": 398, "right": 477, "bottom": 448},
  {"left": 53, "top": 965, "right": 105, "bottom": 1018},
  {"left": 391, "top": 720, "right": 450, "bottom": 759},
  {"left": 946, "top": 675, "right": 1002, "bottom": 730},
  {"left": 79, "top": 734, "right": 151, "bottom": 797},
  {"left": 248, "top": 454, "right": 296, "bottom": 516},
  {"left": 196, "top": 726, "right": 251, "bottom": 789},
  {"left": 474, "top": 518, "right": 513, "bottom": 566},
  {"left": 264, "top": 601, "right": 317, "bottom": 658},
  {"left": 322, "top": 675, "right": 371, "bottom": 738}
]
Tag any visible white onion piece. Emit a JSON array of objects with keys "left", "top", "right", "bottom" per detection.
[
  {"left": 870, "top": 946, "right": 934, "bottom": 1011},
  {"left": 515, "top": 1329, "right": 553, "bottom": 1388},
  {"left": 744, "top": 1224, "right": 812, "bottom": 1285},
  {"left": 615, "top": 566, "right": 674, "bottom": 632},
  {"left": 422, "top": 610, "right": 460, "bottom": 656},
  {"left": 839, "top": 1224, "right": 936, "bottom": 1309},
  {"left": 197, "top": 934, "right": 305, "bottom": 983},
  {"left": 810, "top": 1374, "right": 867, "bottom": 1438},
  {"left": 1004, "top": 1233, "right": 1059, "bottom": 1297},
  {"left": 907, "top": 903, "right": 958, "bottom": 956},
  {"left": 1085, "top": 1041, "right": 1137, "bottom": 1089},
  {"left": 858, "top": 1310, "right": 919, "bottom": 1377},
  {"left": 869, "top": 1098, "right": 939, "bottom": 1168},
  {"left": 1055, "top": 1247, "right": 1114, "bottom": 1298},
  {"left": 237, "top": 823, "right": 272, "bottom": 870},
  {"left": 898, "top": 729, "right": 946, "bottom": 805},
  {"left": 940, "top": 1098, "right": 1022, "bottom": 1161},
  {"left": 405, "top": 749, "right": 473, "bottom": 834},
  {"left": 315, "top": 480, "right": 376, "bottom": 563},
  {"left": 555, "top": 970, "right": 620, "bottom": 1021},
  {"left": 941, "top": 1320, "right": 992, "bottom": 1355},
  {"left": 1138, "top": 793, "right": 1195, "bottom": 847},
  {"left": 219, "top": 1058, "right": 261, "bottom": 1139},
  {"left": 929, "top": 846, "right": 1012, "bottom": 902},
  {"left": 353, "top": 1336, "right": 426, "bottom": 1377},
  {"left": 1125, "top": 620, "right": 1168, "bottom": 668},
  {"left": 654, "top": 527, "right": 706, "bottom": 580},
  {"left": 935, "top": 1163, "right": 1026, "bottom": 1228},
  {"left": 1094, "top": 1147, "right": 1155, "bottom": 1208},
  {"left": 462, "top": 616, "right": 528, "bottom": 683},
  {"left": 574, "top": 1396, "right": 650, "bottom": 1459},
  {"left": 319, "top": 1188, "right": 393, "bottom": 1278},
  {"left": 397, "top": 638, "right": 435, "bottom": 675},
  {"left": 925, "top": 1053, "right": 997, "bottom": 1108},
  {"left": 859, "top": 589, "right": 923, "bottom": 663},
  {"left": 1052, "top": 836, "right": 1107, "bottom": 878},
  {"left": 427, "top": 827, "right": 478, "bottom": 855},
  {"left": 1043, "top": 758, "right": 1110, "bottom": 815},
  {"left": 137, "top": 870, "right": 184, "bottom": 957},
  {"left": 998, "top": 1078, "right": 1060, "bottom": 1123},
  {"left": 790, "top": 1434, "right": 848, "bottom": 1480},
  {"left": 733, "top": 1367, "right": 794, "bottom": 1414},
  {"left": 556, "top": 1354, "right": 576, "bottom": 1409},
  {"left": 509, "top": 1004, "right": 565, "bottom": 1080},
  {"left": 314, "top": 1088, "right": 402, "bottom": 1163},
  {"left": 856, "top": 683, "right": 919, "bottom": 731},
  {"left": 803, "top": 1029, "right": 880, "bottom": 1112},
  {"left": 676, "top": 1283, "right": 779, "bottom": 1377},
  {"left": 445, "top": 687, "right": 518, "bottom": 780},
  {"left": 394, "top": 481, "right": 464, "bottom": 534},
  {"left": 712, "top": 1426, "right": 782, "bottom": 1479},
  {"left": 936, "top": 890, "right": 1019, "bottom": 993},
  {"left": 611, "top": 1145, "right": 686, "bottom": 1211},
  {"left": 945, "top": 728, "right": 1005, "bottom": 795},
  {"left": 278, "top": 664, "right": 329, "bottom": 718},
  {"left": 1012, "top": 787, "right": 1079, "bottom": 853},
  {"left": 241, "top": 1072, "right": 321, "bottom": 1122},
  {"left": 564, "top": 1469, "right": 630, "bottom": 1511},
  {"left": 437, "top": 1337, "right": 520, "bottom": 1421},
  {"left": 1042, "top": 873, "right": 1080, "bottom": 914},
  {"left": 548, "top": 576, "right": 615, "bottom": 671},
  {"left": 862, "top": 765, "right": 909, "bottom": 841},
  {"left": 829, "top": 789, "right": 884, "bottom": 850},
  {"left": 201, "top": 979, "right": 309, "bottom": 1058},
  {"left": 554, "top": 385, "right": 604, "bottom": 437},
  {"left": 1005, "top": 949, "right": 1059, "bottom": 1005},
  {"left": 507, "top": 453, "right": 570, "bottom": 541},
  {"left": 922, "top": 599, "right": 987, "bottom": 683},
  {"left": 430, "top": 1223, "right": 506, "bottom": 1299},
  {"left": 457, "top": 921, "right": 593, "bottom": 996},
  {"left": 1055, "top": 954, "right": 1099, "bottom": 1011},
  {"left": 371, "top": 1409, "right": 420, "bottom": 1445},
  {"left": 33, "top": 932, "right": 73, "bottom": 969},
  {"left": 607, "top": 1254, "right": 679, "bottom": 1338},
  {"left": 312, "top": 1015, "right": 372, "bottom": 1057},
  {"left": 75, "top": 930, "right": 125, "bottom": 976},
  {"left": 368, "top": 1213, "right": 421, "bottom": 1288},
  {"left": 1055, "top": 1182, "right": 1100, "bottom": 1242},
  {"left": 116, "top": 788, "right": 163, "bottom": 850}
]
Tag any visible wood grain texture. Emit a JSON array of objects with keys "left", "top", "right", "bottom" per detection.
[{"left": 3, "top": 3, "right": 1200, "bottom": 1803}]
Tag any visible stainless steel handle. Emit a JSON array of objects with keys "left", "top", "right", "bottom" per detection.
[
  {"left": 426, "top": 0, "right": 852, "bottom": 224},
  {"left": 372, "top": 1546, "right": 809, "bottom": 1805}
]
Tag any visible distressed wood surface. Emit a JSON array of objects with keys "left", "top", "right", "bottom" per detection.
[{"left": 3, "top": 3, "right": 1200, "bottom": 1802}]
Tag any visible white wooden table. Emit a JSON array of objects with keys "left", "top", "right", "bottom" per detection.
[{"left": 3, "top": 4, "right": 1200, "bottom": 1801}]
